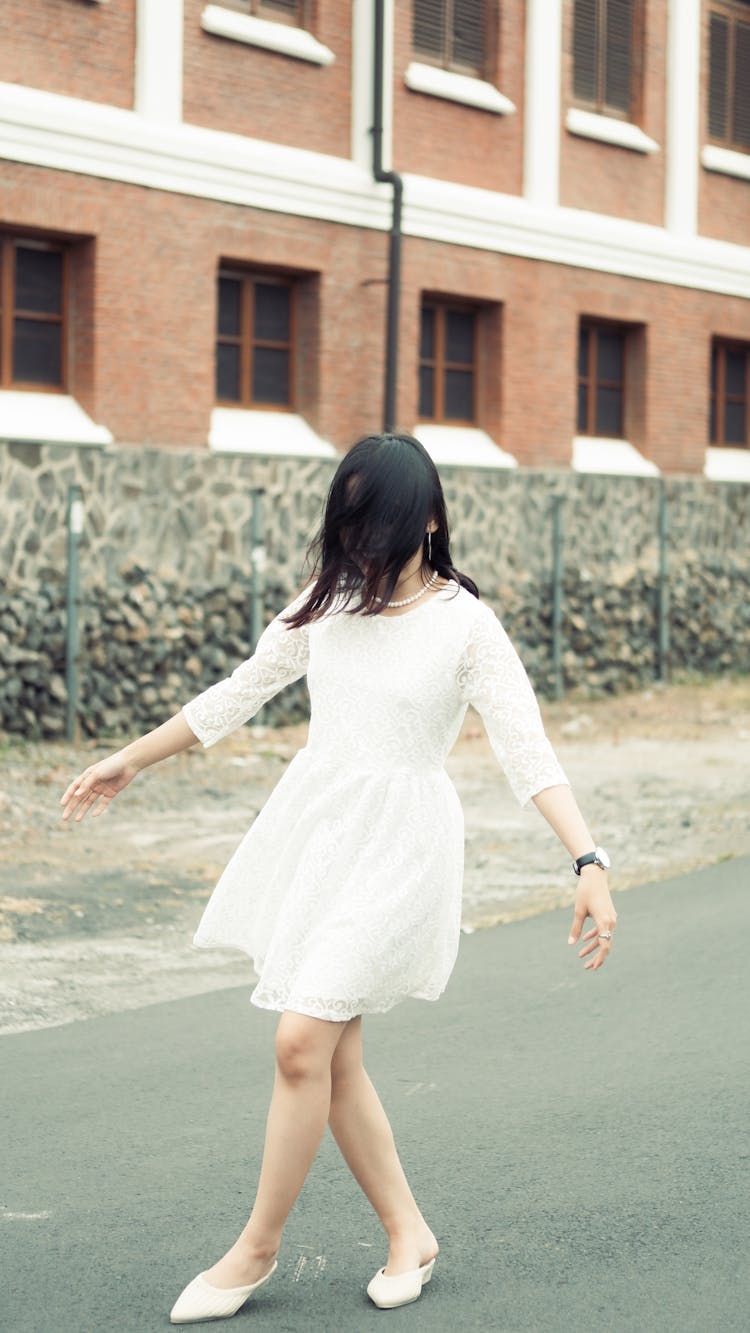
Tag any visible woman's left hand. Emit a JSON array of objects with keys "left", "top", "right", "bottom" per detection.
[{"left": 567, "top": 870, "right": 617, "bottom": 970}]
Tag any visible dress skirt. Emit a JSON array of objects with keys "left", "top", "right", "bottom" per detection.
[{"left": 191, "top": 747, "right": 466, "bottom": 1022}]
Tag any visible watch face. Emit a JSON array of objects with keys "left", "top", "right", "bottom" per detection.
[{"left": 595, "top": 847, "right": 611, "bottom": 869}]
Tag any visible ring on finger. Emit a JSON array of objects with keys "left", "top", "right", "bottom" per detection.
[{"left": 598, "top": 931, "right": 613, "bottom": 940}]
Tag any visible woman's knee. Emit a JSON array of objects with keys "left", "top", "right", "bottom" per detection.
[{"left": 274, "top": 1012, "right": 343, "bottom": 1082}]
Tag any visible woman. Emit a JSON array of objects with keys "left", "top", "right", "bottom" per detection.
[{"left": 61, "top": 432, "right": 616, "bottom": 1322}]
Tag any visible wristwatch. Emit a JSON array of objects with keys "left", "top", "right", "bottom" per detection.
[{"left": 573, "top": 846, "right": 611, "bottom": 876}]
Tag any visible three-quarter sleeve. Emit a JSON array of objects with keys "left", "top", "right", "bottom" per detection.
[
  {"left": 182, "top": 589, "right": 311, "bottom": 748},
  {"left": 456, "top": 602, "right": 569, "bottom": 809}
]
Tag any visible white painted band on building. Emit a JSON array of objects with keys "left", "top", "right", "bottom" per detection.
[
  {"left": 523, "top": 0, "right": 562, "bottom": 206},
  {"left": 1, "top": 82, "right": 750, "bottom": 299},
  {"left": 135, "top": 0, "right": 183, "bottom": 124},
  {"left": 665, "top": 0, "right": 700, "bottom": 235}
]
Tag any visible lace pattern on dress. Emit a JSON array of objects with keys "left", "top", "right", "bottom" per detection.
[
  {"left": 182, "top": 590, "right": 310, "bottom": 748},
  {"left": 456, "top": 602, "right": 569, "bottom": 808}
]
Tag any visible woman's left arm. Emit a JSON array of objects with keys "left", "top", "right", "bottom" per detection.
[
  {"left": 457, "top": 603, "right": 617, "bottom": 971},
  {"left": 532, "top": 783, "right": 617, "bottom": 971}
]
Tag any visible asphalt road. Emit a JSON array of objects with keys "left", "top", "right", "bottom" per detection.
[{"left": 2, "top": 858, "right": 749, "bottom": 1333}]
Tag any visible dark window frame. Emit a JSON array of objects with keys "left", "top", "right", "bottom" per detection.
[
  {"left": 571, "top": 0, "right": 644, "bottom": 123},
  {"left": 418, "top": 299, "right": 478, "bottom": 425},
  {"left": 577, "top": 318, "right": 628, "bottom": 438},
  {"left": 0, "top": 234, "right": 68, "bottom": 393},
  {"left": 710, "top": 337, "right": 750, "bottom": 447},
  {"left": 707, "top": 0, "right": 750, "bottom": 155},
  {"left": 216, "top": 267, "right": 296, "bottom": 411},
  {"left": 412, "top": 1, "right": 493, "bottom": 80},
  {"left": 217, "top": 0, "right": 309, "bottom": 27}
]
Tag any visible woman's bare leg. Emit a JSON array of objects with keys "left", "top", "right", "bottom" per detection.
[
  {"left": 328, "top": 1017, "right": 439, "bottom": 1276},
  {"left": 202, "top": 1010, "right": 348, "bottom": 1289}
]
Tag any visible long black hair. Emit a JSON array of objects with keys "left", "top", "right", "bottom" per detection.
[{"left": 283, "top": 432, "right": 479, "bottom": 628}]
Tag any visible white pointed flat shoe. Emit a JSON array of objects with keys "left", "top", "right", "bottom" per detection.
[
  {"left": 366, "top": 1257, "right": 436, "bottom": 1309},
  {"left": 170, "top": 1258, "right": 277, "bottom": 1324}
]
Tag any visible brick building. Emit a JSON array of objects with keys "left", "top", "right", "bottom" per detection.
[{"left": 0, "top": 0, "right": 749, "bottom": 477}]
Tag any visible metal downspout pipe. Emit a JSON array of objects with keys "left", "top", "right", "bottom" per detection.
[{"left": 372, "top": 0, "right": 403, "bottom": 433}]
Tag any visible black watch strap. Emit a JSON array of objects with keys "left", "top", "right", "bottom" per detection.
[{"left": 573, "top": 851, "right": 600, "bottom": 876}]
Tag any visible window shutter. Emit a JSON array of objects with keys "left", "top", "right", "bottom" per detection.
[
  {"left": 413, "top": 1, "right": 485, "bottom": 73},
  {"left": 573, "top": 0, "right": 599, "bottom": 103},
  {"left": 604, "top": 0, "right": 632, "bottom": 113},
  {"left": 733, "top": 19, "right": 750, "bottom": 149},
  {"left": 452, "top": 0, "right": 485, "bottom": 72},
  {"left": 709, "top": 13, "right": 729, "bottom": 140},
  {"left": 413, "top": 0, "right": 445, "bottom": 60}
]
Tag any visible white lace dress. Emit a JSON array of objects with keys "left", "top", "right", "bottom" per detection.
[{"left": 182, "top": 581, "right": 569, "bottom": 1022}]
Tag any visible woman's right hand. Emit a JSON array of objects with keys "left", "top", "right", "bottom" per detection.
[{"left": 60, "top": 751, "right": 140, "bottom": 823}]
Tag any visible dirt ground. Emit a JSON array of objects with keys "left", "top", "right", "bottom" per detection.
[{"left": 1, "top": 674, "right": 748, "bottom": 1034}]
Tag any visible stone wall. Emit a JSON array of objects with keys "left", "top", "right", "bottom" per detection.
[{"left": 1, "top": 441, "right": 749, "bottom": 739}]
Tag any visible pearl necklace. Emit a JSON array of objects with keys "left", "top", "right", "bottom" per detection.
[{"left": 376, "top": 569, "right": 440, "bottom": 608}]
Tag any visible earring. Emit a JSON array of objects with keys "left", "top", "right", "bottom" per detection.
[{"left": 427, "top": 531, "right": 432, "bottom": 563}]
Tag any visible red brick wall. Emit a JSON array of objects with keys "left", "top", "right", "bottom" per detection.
[
  {"left": 559, "top": 0, "right": 667, "bottom": 225},
  {"left": 0, "top": 162, "right": 387, "bottom": 450},
  {"left": 697, "top": 0, "right": 750, "bottom": 246},
  {"left": 68, "top": 238, "right": 97, "bottom": 418},
  {"left": 392, "top": 0, "right": 524, "bottom": 194},
  {"left": 699, "top": 165, "right": 750, "bottom": 244},
  {"left": 396, "top": 241, "right": 507, "bottom": 442},
  {"left": 398, "top": 236, "right": 750, "bottom": 473},
  {"left": 181, "top": 0, "right": 351, "bottom": 157},
  {"left": 2, "top": 159, "right": 749, "bottom": 473},
  {"left": 0, "top": 0, "right": 135, "bottom": 109}
]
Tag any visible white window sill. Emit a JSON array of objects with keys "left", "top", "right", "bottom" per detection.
[
  {"left": 209, "top": 407, "right": 337, "bottom": 458},
  {"left": 701, "top": 144, "right": 750, "bottom": 182},
  {"left": 566, "top": 108, "right": 659, "bottom": 155},
  {"left": 414, "top": 424, "right": 518, "bottom": 469},
  {"left": 704, "top": 446, "right": 750, "bottom": 482},
  {"left": 572, "top": 436, "right": 660, "bottom": 476},
  {"left": 404, "top": 62, "right": 515, "bottom": 116},
  {"left": 201, "top": 5, "right": 334, "bottom": 66},
  {"left": 0, "top": 391, "right": 112, "bottom": 446}
]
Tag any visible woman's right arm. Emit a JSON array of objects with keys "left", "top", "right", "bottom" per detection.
[
  {"left": 60, "top": 710, "right": 199, "bottom": 823},
  {"left": 61, "top": 586, "right": 312, "bottom": 824}
]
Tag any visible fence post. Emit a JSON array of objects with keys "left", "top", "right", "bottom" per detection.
[
  {"left": 249, "top": 488, "right": 266, "bottom": 654},
  {"left": 248, "top": 487, "right": 267, "bottom": 727},
  {"left": 65, "top": 484, "right": 84, "bottom": 742},
  {"left": 657, "top": 479, "right": 669, "bottom": 682},
  {"left": 551, "top": 492, "right": 564, "bottom": 700}
]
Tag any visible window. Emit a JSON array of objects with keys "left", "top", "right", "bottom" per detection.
[
  {"left": 577, "top": 321, "right": 627, "bottom": 436},
  {"left": 0, "top": 236, "right": 67, "bottom": 390},
  {"left": 413, "top": 0, "right": 489, "bottom": 77},
  {"left": 710, "top": 339, "right": 749, "bottom": 446},
  {"left": 572, "top": 0, "right": 641, "bottom": 120},
  {"left": 218, "top": 0, "right": 307, "bottom": 24},
  {"left": 708, "top": 2, "right": 750, "bottom": 153},
  {"left": 216, "top": 270, "right": 294, "bottom": 409},
  {"left": 419, "top": 301, "right": 477, "bottom": 423}
]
